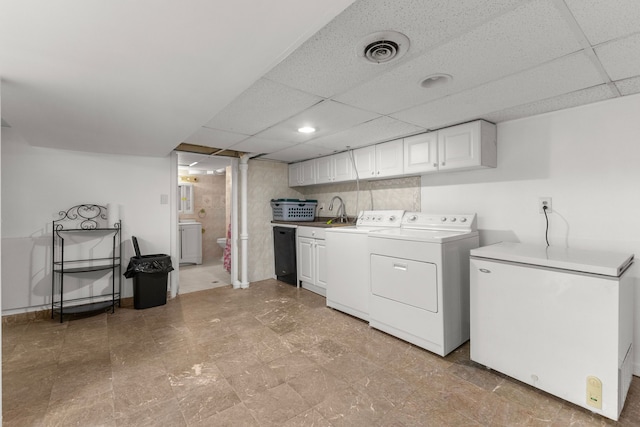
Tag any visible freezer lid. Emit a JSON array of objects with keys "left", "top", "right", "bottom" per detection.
[{"left": 470, "top": 242, "right": 634, "bottom": 277}]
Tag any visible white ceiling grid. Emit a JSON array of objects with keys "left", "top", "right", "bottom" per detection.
[
  {"left": 3, "top": 0, "right": 640, "bottom": 163},
  {"left": 204, "top": 0, "right": 640, "bottom": 163}
]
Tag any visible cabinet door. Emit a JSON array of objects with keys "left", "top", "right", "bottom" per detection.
[
  {"left": 375, "top": 139, "right": 404, "bottom": 178},
  {"left": 180, "top": 224, "right": 202, "bottom": 264},
  {"left": 404, "top": 133, "right": 438, "bottom": 174},
  {"left": 438, "top": 121, "right": 481, "bottom": 171},
  {"left": 315, "top": 239, "right": 327, "bottom": 289},
  {"left": 300, "top": 160, "right": 316, "bottom": 185},
  {"left": 288, "top": 163, "right": 301, "bottom": 187},
  {"left": 315, "top": 157, "right": 334, "bottom": 184},
  {"left": 353, "top": 146, "right": 376, "bottom": 178},
  {"left": 297, "top": 236, "right": 314, "bottom": 284},
  {"left": 333, "top": 152, "right": 354, "bottom": 182}
]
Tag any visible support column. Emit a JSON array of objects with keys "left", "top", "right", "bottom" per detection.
[
  {"left": 238, "top": 155, "right": 250, "bottom": 289},
  {"left": 231, "top": 158, "right": 240, "bottom": 289}
]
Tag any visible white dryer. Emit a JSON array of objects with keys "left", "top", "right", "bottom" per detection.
[
  {"left": 368, "top": 212, "right": 479, "bottom": 356},
  {"left": 325, "top": 210, "right": 404, "bottom": 321}
]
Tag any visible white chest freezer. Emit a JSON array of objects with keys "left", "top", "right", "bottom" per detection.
[{"left": 470, "top": 242, "right": 634, "bottom": 421}]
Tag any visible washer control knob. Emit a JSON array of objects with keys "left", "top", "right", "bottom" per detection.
[
  {"left": 450, "top": 217, "right": 457, "bottom": 222},
  {"left": 409, "top": 215, "right": 418, "bottom": 221},
  {"left": 388, "top": 215, "right": 396, "bottom": 222},
  {"left": 460, "top": 217, "right": 467, "bottom": 223},
  {"left": 441, "top": 217, "right": 447, "bottom": 221}
]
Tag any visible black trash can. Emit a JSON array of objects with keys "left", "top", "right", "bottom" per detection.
[{"left": 124, "top": 238, "right": 174, "bottom": 309}]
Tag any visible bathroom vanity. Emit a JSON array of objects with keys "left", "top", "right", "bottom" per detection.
[{"left": 179, "top": 221, "right": 202, "bottom": 265}]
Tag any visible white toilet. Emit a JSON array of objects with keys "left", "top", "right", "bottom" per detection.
[{"left": 217, "top": 237, "right": 226, "bottom": 260}]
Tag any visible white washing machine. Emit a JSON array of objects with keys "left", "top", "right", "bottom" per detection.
[
  {"left": 325, "top": 210, "right": 404, "bottom": 321},
  {"left": 470, "top": 242, "right": 634, "bottom": 421},
  {"left": 368, "top": 212, "right": 479, "bottom": 356}
]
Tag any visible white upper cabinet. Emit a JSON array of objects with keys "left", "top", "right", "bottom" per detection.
[
  {"left": 333, "top": 152, "right": 354, "bottom": 182},
  {"left": 288, "top": 162, "right": 301, "bottom": 187},
  {"left": 288, "top": 159, "right": 316, "bottom": 186},
  {"left": 353, "top": 146, "right": 376, "bottom": 178},
  {"left": 437, "top": 120, "right": 497, "bottom": 172},
  {"left": 354, "top": 139, "right": 403, "bottom": 179},
  {"left": 403, "top": 132, "right": 438, "bottom": 174},
  {"left": 375, "top": 139, "right": 404, "bottom": 178},
  {"left": 315, "top": 151, "right": 354, "bottom": 184},
  {"left": 289, "top": 120, "right": 497, "bottom": 187}
]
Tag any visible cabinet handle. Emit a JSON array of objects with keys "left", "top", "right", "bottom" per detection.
[
  {"left": 433, "top": 163, "right": 437, "bottom": 167},
  {"left": 441, "top": 161, "right": 445, "bottom": 166}
]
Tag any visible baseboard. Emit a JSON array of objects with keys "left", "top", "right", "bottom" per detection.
[{"left": 2, "top": 298, "right": 134, "bottom": 324}]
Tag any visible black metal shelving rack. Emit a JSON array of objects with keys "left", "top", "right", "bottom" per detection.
[{"left": 51, "top": 204, "right": 122, "bottom": 322}]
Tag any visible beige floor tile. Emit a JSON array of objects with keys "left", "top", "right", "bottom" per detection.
[
  {"left": 3, "top": 279, "right": 640, "bottom": 426},
  {"left": 190, "top": 403, "right": 259, "bottom": 427},
  {"left": 314, "top": 385, "right": 395, "bottom": 426},
  {"left": 115, "top": 398, "right": 187, "bottom": 427},
  {"left": 243, "top": 383, "right": 310, "bottom": 426}
]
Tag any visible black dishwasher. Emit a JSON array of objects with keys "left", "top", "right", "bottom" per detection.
[{"left": 273, "top": 226, "right": 297, "bottom": 285}]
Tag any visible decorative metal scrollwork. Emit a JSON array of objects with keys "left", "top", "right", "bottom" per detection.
[{"left": 54, "top": 204, "right": 109, "bottom": 231}]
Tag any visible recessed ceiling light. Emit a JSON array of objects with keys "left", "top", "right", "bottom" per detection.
[
  {"left": 189, "top": 161, "right": 199, "bottom": 167},
  {"left": 298, "top": 126, "right": 316, "bottom": 134},
  {"left": 419, "top": 73, "right": 452, "bottom": 89}
]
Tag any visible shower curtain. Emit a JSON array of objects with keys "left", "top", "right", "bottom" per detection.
[{"left": 223, "top": 223, "right": 231, "bottom": 273}]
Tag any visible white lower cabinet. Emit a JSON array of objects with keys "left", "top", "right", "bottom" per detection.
[
  {"left": 296, "top": 226, "right": 326, "bottom": 296},
  {"left": 179, "top": 222, "right": 202, "bottom": 265}
]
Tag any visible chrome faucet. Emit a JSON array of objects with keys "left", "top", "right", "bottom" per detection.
[{"left": 328, "top": 196, "right": 347, "bottom": 223}]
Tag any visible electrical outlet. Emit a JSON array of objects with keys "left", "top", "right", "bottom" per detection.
[
  {"left": 539, "top": 197, "right": 552, "bottom": 214},
  {"left": 319, "top": 203, "right": 325, "bottom": 211}
]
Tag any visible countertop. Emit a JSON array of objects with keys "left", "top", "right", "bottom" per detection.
[{"left": 271, "top": 218, "right": 355, "bottom": 228}]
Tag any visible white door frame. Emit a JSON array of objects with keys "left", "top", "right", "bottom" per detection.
[{"left": 170, "top": 153, "right": 239, "bottom": 297}]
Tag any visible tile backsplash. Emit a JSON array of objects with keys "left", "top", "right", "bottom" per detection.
[{"left": 246, "top": 160, "right": 420, "bottom": 283}]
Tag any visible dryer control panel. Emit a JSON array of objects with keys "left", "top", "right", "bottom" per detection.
[
  {"left": 356, "top": 210, "right": 405, "bottom": 227},
  {"left": 401, "top": 212, "right": 477, "bottom": 231}
]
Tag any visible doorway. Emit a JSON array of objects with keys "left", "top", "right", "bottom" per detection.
[{"left": 174, "top": 152, "right": 234, "bottom": 295}]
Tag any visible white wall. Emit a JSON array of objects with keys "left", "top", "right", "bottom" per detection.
[
  {"left": 421, "top": 93, "right": 640, "bottom": 373},
  {"left": 1, "top": 129, "right": 173, "bottom": 314},
  {"left": 246, "top": 159, "right": 303, "bottom": 282}
]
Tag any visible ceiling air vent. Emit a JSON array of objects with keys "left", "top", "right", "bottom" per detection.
[{"left": 357, "top": 31, "right": 410, "bottom": 64}]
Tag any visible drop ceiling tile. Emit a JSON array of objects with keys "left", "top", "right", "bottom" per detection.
[
  {"left": 203, "top": 78, "right": 324, "bottom": 135},
  {"left": 334, "top": 0, "right": 582, "bottom": 115},
  {"left": 228, "top": 136, "right": 296, "bottom": 154},
  {"left": 564, "top": 0, "right": 640, "bottom": 45},
  {"left": 255, "top": 100, "right": 379, "bottom": 143},
  {"left": 307, "top": 116, "right": 425, "bottom": 150},
  {"left": 615, "top": 76, "right": 640, "bottom": 96},
  {"left": 264, "top": 0, "right": 528, "bottom": 98},
  {"left": 183, "top": 127, "right": 249, "bottom": 149},
  {"left": 595, "top": 33, "right": 640, "bottom": 81},
  {"left": 177, "top": 152, "right": 231, "bottom": 172},
  {"left": 262, "top": 143, "right": 336, "bottom": 163},
  {"left": 391, "top": 52, "right": 604, "bottom": 129},
  {"left": 482, "top": 84, "right": 616, "bottom": 123}
]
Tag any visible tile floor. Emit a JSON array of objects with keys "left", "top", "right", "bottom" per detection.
[
  {"left": 3, "top": 279, "right": 639, "bottom": 426},
  {"left": 179, "top": 260, "right": 231, "bottom": 295}
]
